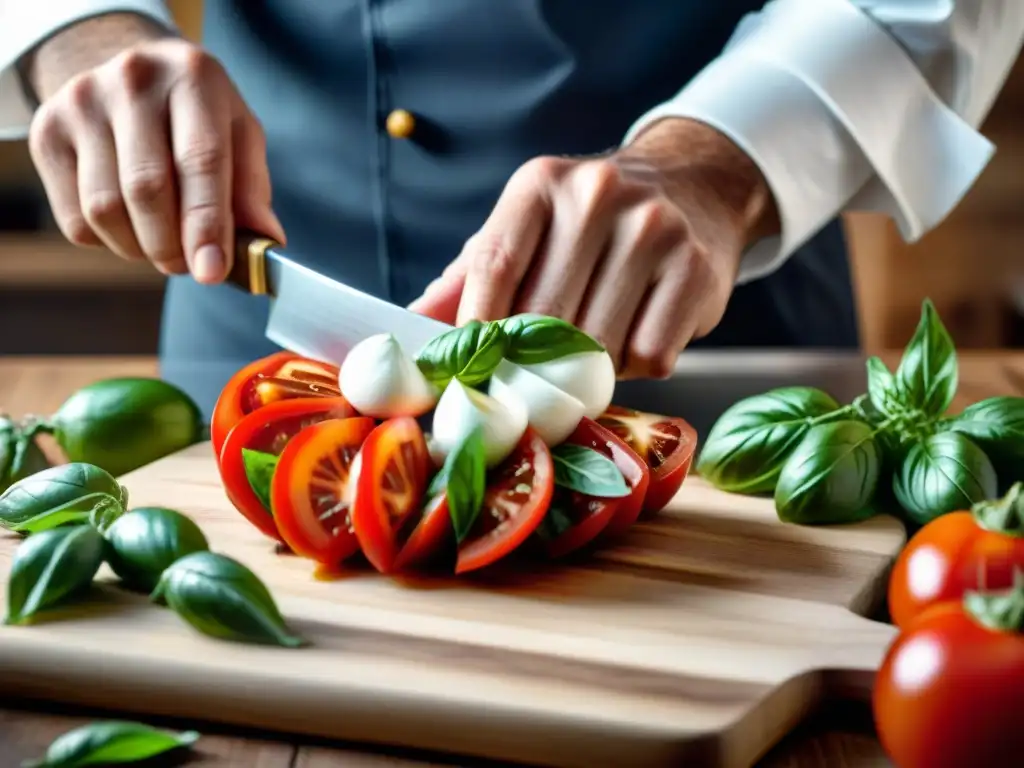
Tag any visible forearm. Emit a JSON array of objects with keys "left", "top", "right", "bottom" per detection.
[
  {"left": 618, "top": 117, "right": 780, "bottom": 251},
  {"left": 624, "top": 0, "right": 1024, "bottom": 283},
  {"left": 25, "top": 12, "right": 173, "bottom": 101}
]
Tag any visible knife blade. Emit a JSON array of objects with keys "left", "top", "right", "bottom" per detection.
[{"left": 227, "top": 232, "right": 452, "bottom": 365}]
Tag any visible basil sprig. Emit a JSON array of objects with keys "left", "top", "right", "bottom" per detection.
[
  {"left": 429, "top": 427, "right": 487, "bottom": 542},
  {"left": 0, "top": 463, "right": 126, "bottom": 536},
  {"left": 22, "top": 720, "right": 199, "bottom": 768},
  {"left": 696, "top": 387, "right": 842, "bottom": 494},
  {"left": 4, "top": 524, "right": 106, "bottom": 626},
  {"left": 105, "top": 507, "right": 210, "bottom": 592},
  {"left": 416, "top": 320, "right": 509, "bottom": 389},
  {"left": 550, "top": 444, "right": 629, "bottom": 497},
  {"left": 499, "top": 313, "right": 604, "bottom": 365},
  {"left": 698, "top": 298, "right": 1023, "bottom": 527},
  {"left": 152, "top": 551, "right": 306, "bottom": 647},
  {"left": 241, "top": 448, "right": 278, "bottom": 512}
]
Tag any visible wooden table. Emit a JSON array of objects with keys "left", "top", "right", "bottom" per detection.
[{"left": 4, "top": 352, "right": 1022, "bottom": 767}]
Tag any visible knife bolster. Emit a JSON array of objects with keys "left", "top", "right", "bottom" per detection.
[{"left": 230, "top": 232, "right": 277, "bottom": 295}]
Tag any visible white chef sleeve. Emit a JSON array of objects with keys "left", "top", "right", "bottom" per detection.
[
  {"left": 623, "top": 0, "right": 1024, "bottom": 284},
  {"left": 0, "top": 1, "right": 177, "bottom": 140}
]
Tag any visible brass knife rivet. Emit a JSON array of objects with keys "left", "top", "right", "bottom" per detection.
[{"left": 247, "top": 238, "right": 276, "bottom": 295}]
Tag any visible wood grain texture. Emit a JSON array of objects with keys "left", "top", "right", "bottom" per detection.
[{"left": 3, "top": 353, "right": 1022, "bottom": 767}]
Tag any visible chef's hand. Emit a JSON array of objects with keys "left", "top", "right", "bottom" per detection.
[
  {"left": 27, "top": 23, "right": 284, "bottom": 283},
  {"left": 410, "top": 118, "right": 779, "bottom": 379}
]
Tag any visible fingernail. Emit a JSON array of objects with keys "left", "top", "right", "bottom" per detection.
[{"left": 192, "top": 244, "right": 226, "bottom": 283}]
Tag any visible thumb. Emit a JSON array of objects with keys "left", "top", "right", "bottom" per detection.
[{"left": 232, "top": 114, "right": 287, "bottom": 246}]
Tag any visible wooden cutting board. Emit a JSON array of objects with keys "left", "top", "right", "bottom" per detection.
[{"left": 0, "top": 442, "right": 904, "bottom": 768}]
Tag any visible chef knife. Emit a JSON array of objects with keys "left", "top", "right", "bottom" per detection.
[{"left": 226, "top": 231, "right": 452, "bottom": 365}]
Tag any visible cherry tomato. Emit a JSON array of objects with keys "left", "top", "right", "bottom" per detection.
[
  {"left": 873, "top": 596, "right": 1024, "bottom": 768},
  {"left": 349, "top": 417, "right": 432, "bottom": 573},
  {"left": 393, "top": 492, "right": 453, "bottom": 572},
  {"left": 457, "top": 427, "right": 554, "bottom": 574},
  {"left": 218, "top": 397, "right": 357, "bottom": 540},
  {"left": 889, "top": 484, "right": 1024, "bottom": 628},
  {"left": 596, "top": 406, "right": 697, "bottom": 513},
  {"left": 210, "top": 352, "right": 342, "bottom": 457},
  {"left": 269, "top": 416, "right": 376, "bottom": 564}
]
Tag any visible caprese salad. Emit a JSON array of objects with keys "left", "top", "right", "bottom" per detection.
[{"left": 211, "top": 314, "right": 697, "bottom": 575}]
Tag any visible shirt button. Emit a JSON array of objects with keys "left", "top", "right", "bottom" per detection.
[{"left": 386, "top": 109, "right": 416, "bottom": 139}]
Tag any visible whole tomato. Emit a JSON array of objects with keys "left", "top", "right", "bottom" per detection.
[
  {"left": 889, "top": 482, "right": 1024, "bottom": 628},
  {"left": 874, "top": 578, "right": 1024, "bottom": 768}
]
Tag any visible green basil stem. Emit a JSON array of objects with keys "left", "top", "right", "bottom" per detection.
[
  {"left": 9, "top": 490, "right": 124, "bottom": 535},
  {"left": 971, "top": 483, "right": 1024, "bottom": 536},
  {"left": 19, "top": 415, "right": 55, "bottom": 439},
  {"left": 963, "top": 569, "right": 1024, "bottom": 634}
]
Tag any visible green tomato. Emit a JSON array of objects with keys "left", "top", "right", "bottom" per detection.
[{"left": 52, "top": 378, "right": 204, "bottom": 477}]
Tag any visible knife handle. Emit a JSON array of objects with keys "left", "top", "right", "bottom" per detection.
[{"left": 227, "top": 230, "right": 280, "bottom": 296}]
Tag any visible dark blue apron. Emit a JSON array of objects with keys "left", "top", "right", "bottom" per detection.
[{"left": 160, "top": 0, "right": 859, "bottom": 416}]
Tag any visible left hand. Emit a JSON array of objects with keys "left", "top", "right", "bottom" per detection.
[{"left": 409, "top": 118, "right": 778, "bottom": 379}]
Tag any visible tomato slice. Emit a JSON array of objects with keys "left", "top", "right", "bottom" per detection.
[
  {"left": 393, "top": 492, "right": 453, "bottom": 572},
  {"left": 537, "top": 417, "right": 651, "bottom": 557},
  {"left": 270, "top": 416, "right": 376, "bottom": 564},
  {"left": 349, "top": 417, "right": 432, "bottom": 573},
  {"left": 210, "top": 352, "right": 342, "bottom": 457},
  {"left": 596, "top": 406, "right": 696, "bottom": 514},
  {"left": 537, "top": 489, "right": 621, "bottom": 560},
  {"left": 456, "top": 427, "right": 554, "bottom": 575},
  {"left": 218, "top": 396, "right": 358, "bottom": 540},
  {"left": 568, "top": 417, "right": 650, "bottom": 539}
]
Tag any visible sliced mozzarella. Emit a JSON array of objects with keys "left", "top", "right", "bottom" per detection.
[
  {"left": 431, "top": 380, "right": 527, "bottom": 467},
  {"left": 521, "top": 350, "right": 616, "bottom": 419},
  {"left": 489, "top": 358, "right": 585, "bottom": 446},
  {"left": 338, "top": 333, "right": 440, "bottom": 418}
]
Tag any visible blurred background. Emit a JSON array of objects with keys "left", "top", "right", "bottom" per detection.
[{"left": 1, "top": 2, "right": 1022, "bottom": 357}]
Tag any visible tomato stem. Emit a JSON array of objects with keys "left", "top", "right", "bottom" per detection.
[
  {"left": 972, "top": 482, "right": 1024, "bottom": 537},
  {"left": 964, "top": 569, "right": 1024, "bottom": 634}
]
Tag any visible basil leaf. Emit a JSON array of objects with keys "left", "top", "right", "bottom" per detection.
[
  {"left": 415, "top": 321, "right": 508, "bottom": 388},
  {"left": 864, "top": 356, "right": 907, "bottom": 418},
  {"left": 153, "top": 551, "right": 305, "bottom": 647},
  {"left": 551, "top": 444, "right": 629, "bottom": 497},
  {"left": 697, "top": 387, "right": 842, "bottom": 494},
  {"left": 499, "top": 313, "right": 604, "bottom": 365},
  {"left": 893, "top": 432, "right": 997, "bottom": 526},
  {"left": 430, "top": 427, "right": 486, "bottom": 543},
  {"left": 0, "top": 430, "right": 51, "bottom": 495},
  {"left": 895, "top": 299, "right": 958, "bottom": 416},
  {"left": 0, "top": 463, "right": 124, "bottom": 534},
  {"left": 4, "top": 525, "right": 105, "bottom": 626},
  {"left": 21, "top": 720, "right": 199, "bottom": 768},
  {"left": 774, "top": 421, "right": 881, "bottom": 525},
  {"left": 241, "top": 448, "right": 278, "bottom": 513},
  {"left": 946, "top": 396, "right": 1024, "bottom": 467},
  {"left": 106, "top": 507, "right": 210, "bottom": 592},
  {"left": 535, "top": 500, "right": 574, "bottom": 541}
]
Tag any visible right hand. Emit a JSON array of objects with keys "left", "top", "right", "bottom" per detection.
[{"left": 28, "top": 38, "right": 286, "bottom": 283}]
